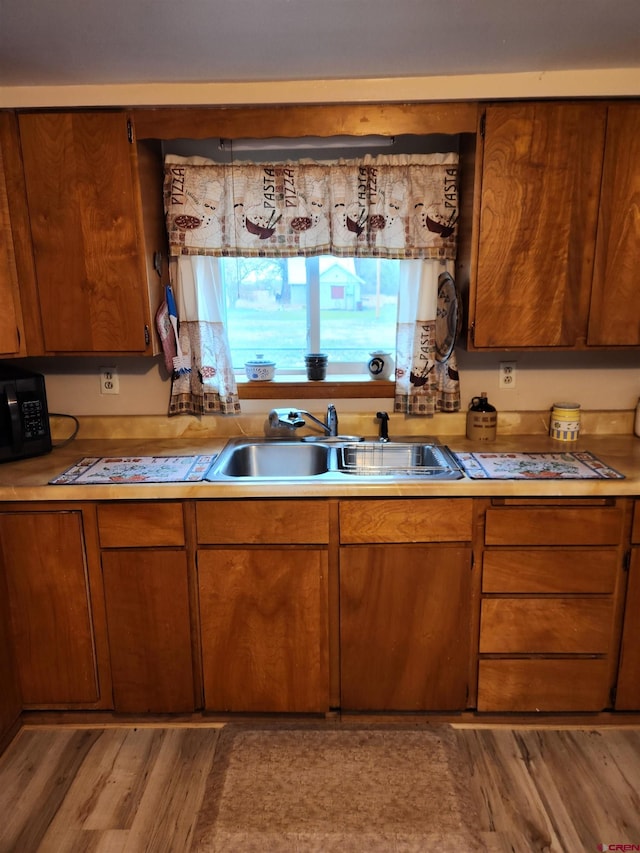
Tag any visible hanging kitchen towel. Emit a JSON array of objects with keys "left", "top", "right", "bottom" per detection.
[
  {"left": 453, "top": 451, "right": 624, "bottom": 480},
  {"left": 155, "top": 298, "right": 177, "bottom": 373},
  {"left": 50, "top": 455, "right": 217, "bottom": 484}
]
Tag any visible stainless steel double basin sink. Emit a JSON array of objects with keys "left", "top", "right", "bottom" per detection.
[{"left": 206, "top": 437, "right": 464, "bottom": 481}]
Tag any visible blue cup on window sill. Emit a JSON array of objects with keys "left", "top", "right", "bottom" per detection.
[{"left": 305, "top": 353, "right": 328, "bottom": 381}]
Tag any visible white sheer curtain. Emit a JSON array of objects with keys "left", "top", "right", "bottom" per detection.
[
  {"left": 394, "top": 260, "right": 460, "bottom": 415},
  {"left": 167, "top": 256, "right": 240, "bottom": 416}
]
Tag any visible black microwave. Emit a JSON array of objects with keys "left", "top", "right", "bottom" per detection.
[{"left": 0, "top": 364, "right": 52, "bottom": 462}]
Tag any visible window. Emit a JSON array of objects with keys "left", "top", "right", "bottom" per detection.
[{"left": 221, "top": 255, "right": 399, "bottom": 374}]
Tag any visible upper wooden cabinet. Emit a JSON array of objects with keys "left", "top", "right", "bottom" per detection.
[
  {"left": 0, "top": 115, "right": 26, "bottom": 357},
  {"left": 468, "top": 102, "right": 607, "bottom": 349},
  {"left": 17, "top": 111, "right": 166, "bottom": 355},
  {"left": 588, "top": 103, "right": 640, "bottom": 346}
]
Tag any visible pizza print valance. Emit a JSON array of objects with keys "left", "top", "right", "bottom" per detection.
[{"left": 164, "top": 153, "right": 459, "bottom": 259}]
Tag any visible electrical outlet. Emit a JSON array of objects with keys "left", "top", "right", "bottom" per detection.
[
  {"left": 499, "top": 361, "right": 517, "bottom": 389},
  {"left": 100, "top": 366, "right": 119, "bottom": 395}
]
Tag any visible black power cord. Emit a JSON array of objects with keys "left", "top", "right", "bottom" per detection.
[{"left": 49, "top": 413, "right": 80, "bottom": 448}]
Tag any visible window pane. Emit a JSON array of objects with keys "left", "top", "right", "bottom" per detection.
[{"left": 222, "top": 256, "right": 399, "bottom": 371}]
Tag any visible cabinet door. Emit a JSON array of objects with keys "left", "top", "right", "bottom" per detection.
[
  {"left": 0, "top": 511, "right": 99, "bottom": 705},
  {"left": 18, "top": 111, "right": 152, "bottom": 354},
  {"left": 588, "top": 103, "right": 640, "bottom": 345},
  {"left": 0, "top": 118, "right": 25, "bottom": 356},
  {"left": 340, "top": 545, "right": 472, "bottom": 711},
  {"left": 616, "top": 549, "right": 640, "bottom": 710},
  {"left": 0, "top": 566, "right": 21, "bottom": 741},
  {"left": 102, "top": 550, "right": 195, "bottom": 713},
  {"left": 471, "top": 102, "right": 606, "bottom": 348},
  {"left": 198, "top": 548, "right": 329, "bottom": 713}
]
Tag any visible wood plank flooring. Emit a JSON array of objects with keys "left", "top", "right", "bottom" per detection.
[
  {"left": 458, "top": 726, "right": 640, "bottom": 851},
  {"left": 0, "top": 723, "right": 639, "bottom": 852}
]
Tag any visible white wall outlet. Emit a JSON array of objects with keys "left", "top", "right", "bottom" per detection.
[
  {"left": 100, "top": 366, "right": 120, "bottom": 395},
  {"left": 499, "top": 361, "right": 517, "bottom": 389}
]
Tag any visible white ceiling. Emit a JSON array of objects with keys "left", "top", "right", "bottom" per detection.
[{"left": 1, "top": 0, "right": 639, "bottom": 88}]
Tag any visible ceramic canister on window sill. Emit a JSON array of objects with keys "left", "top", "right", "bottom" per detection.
[{"left": 549, "top": 402, "right": 581, "bottom": 441}]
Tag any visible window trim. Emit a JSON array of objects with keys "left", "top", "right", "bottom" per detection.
[{"left": 237, "top": 375, "right": 394, "bottom": 400}]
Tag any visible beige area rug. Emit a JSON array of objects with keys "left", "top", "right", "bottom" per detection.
[{"left": 192, "top": 722, "right": 485, "bottom": 852}]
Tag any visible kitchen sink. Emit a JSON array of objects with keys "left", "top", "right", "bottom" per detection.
[
  {"left": 212, "top": 440, "right": 332, "bottom": 478},
  {"left": 207, "top": 437, "right": 464, "bottom": 481},
  {"left": 335, "top": 441, "right": 462, "bottom": 478}
]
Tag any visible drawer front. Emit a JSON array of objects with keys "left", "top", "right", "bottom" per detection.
[
  {"left": 339, "top": 499, "right": 473, "bottom": 544},
  {"left": 485, "top": 507, "right": 623, "bottom": 546},
  {"left": 482, "top": 549, "right": 619, "bottom": 594},
  {"left": 97, "top": 502, "right": 185, "bottom": 548},
  {"left": 479, "top": 598, "right": 613, "bottom": 654},
  {"left": 196, "top": 500, "right": 329, "bottom": 544},
  {"left": 477, "top": 659, "right": 611, "bottom": 712}
]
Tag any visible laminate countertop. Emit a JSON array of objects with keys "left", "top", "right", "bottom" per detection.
[{"left": 1, "top": 417, "right": 640, "bottom": 501}]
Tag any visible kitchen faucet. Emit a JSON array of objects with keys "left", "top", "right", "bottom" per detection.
[{"left": 268, "top": 405, "right": 339, "bottom": 437}]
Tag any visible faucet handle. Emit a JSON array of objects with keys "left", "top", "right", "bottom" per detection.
[{"left": 326, "top": 403, "right": 339, "bottom": 437}]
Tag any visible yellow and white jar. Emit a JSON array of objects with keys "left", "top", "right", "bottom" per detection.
[{"left": 549, "top": 402, "right": 581, "bottom": 441}]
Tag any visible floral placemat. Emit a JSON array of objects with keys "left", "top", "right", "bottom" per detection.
[
  {"left": 453, "top": 451, "right": 625, "bottom": 480},
  {"left": 50, "top": 455, "right": 217, "bottom": 485}
]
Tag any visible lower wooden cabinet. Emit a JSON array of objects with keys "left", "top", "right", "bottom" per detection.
[
  {"left": 0, "top": 509, "right": 106, "bottom": 707},
  {"left": 340, "top": 544, "right": 473, "bottom": 710},
  {"left": 615, "top": 504, "right": 640, "bottom": 709},
  {"left": 198, "top": 548, "right": 329, "bottom": 713},
  {"left": 0, "top": 564, "right": 20, "bottom": 741},
  {"left": 1, "top": 495, "right": 636, "bottom": 719},
  {"left": 98, "top": 502, "right": 195, "bottom": 713},
  {"left": 102, "top": 550, "right": 195, "bottom": 713},
  {"left": 477, "top": 501, "right": 625, "bottom": 712}
]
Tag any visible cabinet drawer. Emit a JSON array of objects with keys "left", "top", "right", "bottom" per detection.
[
  {"left": 477, "top": 659, "right": 611, "bottom": 712},
  {"left": 485, "top": 507, "right": 623, "bottom": 546},
  {"left": 339, "top": 499, "right": 473, "bottom": 544},
  {"left": 97, "top": 502, "right": 185, "bottom": 548},
  {"left": 482, "top": 549, "right": 618, "bottom": 594},
  {"left": 479, "top": 598, "right": 613, "bottom": 654},
  {"left": 196, "top": 500, "right": 329, "bottom": 544}
]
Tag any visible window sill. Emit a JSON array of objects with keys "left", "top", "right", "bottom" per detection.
[{"left": 236, "top": 375, "right": 394, "bottom": 400}]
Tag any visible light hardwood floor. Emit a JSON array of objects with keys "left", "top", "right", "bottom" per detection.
[{"left": 0, "top": 723, "right": 639, "bottom": 852}]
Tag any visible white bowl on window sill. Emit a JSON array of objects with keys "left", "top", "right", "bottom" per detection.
[{"left": 244, "top": 354, "right": 276, "bottom": 382}]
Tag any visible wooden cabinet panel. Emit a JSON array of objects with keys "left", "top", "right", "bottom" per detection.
[
  {"left": 196, "top": 500, "right": 329, "bottom": 544},
  {"left": 98, "top": 502, "right": 185, "bottom": 548},
  {"left": 482, "top": 549, "right": 618, "bottom": 594},
  {"left": 0, "top": 116, "right": 24, "bottom": 356},
  {"left": 471, "top": 102, "right": 606, "bottom": 348},
  {"left": 198, "top": 548, "right": 329, "bottom": 712},
  {"left": 102, "top": 549, "right": 195, "bottom": 713},
  {"left": 615, "top": 549, "right": 640, "bottom": 710},
  {"left": 0, "top": 566, "right": 20, "bottom": 742},
  {"left": 632, "top": 502, "right": 640, "bottom": 544},
  {"left": 485, "top": 507, "right": 623, "bottom": 546},
  {"left": 479, "top": 598, "right": 613, "bottom": 654},
  {"left": 339, "top": 498, "right": 473, "bottom": 543},
  {"left": 18, "top": 111, "right": 159, "bottom": 355},
  {"left": 589, "top": 103, "right": 640, "bottom": 345},
  {"left": 340, "top": 545, "right": 472, "bottom": 710},
  {"left": 477, "top": 659, "right": 611, "bottom": 712},
  {"left": 0, "top": 511, "right": 99, "bottom": 705}
]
